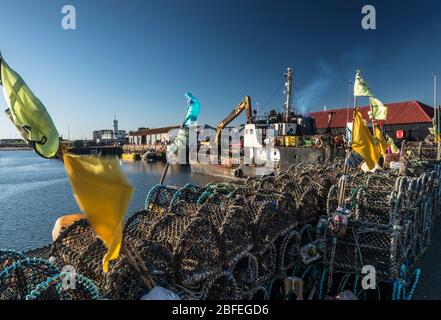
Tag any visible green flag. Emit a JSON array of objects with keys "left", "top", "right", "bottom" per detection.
[
  {"left": 354, "top": 70, "right": 374, "bottom": 97},
  {"left": 386, "top": 134, "right": 400, "bottom": 154},
  {"left": 368, "top": 97, "right": 388, "bottom": 120},
  {"left": 1, "top": 57, "right": 60, "bottom": 158}
]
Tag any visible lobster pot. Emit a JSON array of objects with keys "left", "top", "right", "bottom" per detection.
[
  {"left": 229, "top": 251, "right": 259, "bottom": 300},
  {"left": 0, "top": 251, "right": 54, "bottom": 300},
  {"left": 205, "top": 271, "right": 240, "bottom": 300},
  {"left": 255, "top": 244, "right": 277, "bottom": 285},
  {"left": 295, "top": 187, "right": 321, "bottom": 223},
  {"left": 420, "top": 143, "right": 439, "bottom": 160},
  {"left": 256, "top": 176, "right": 278, "bottom": 193},
  {"left": 402, "top": 141, "right": 440, "bottom": 161},
  {"left": 247, "top": 201, "right": 293, "bottom": 251},
  {"left": 144, "top": 185, "right": 179, "bottom": 213},
  {"left": 124, "top": 210, "right": 163, "bottom": 241},
  {"left": 169, "top": 183, "right": 205, "bottom": 207},
  {"left": 401, "top": 141, "right": 422, "bottom": 160},
  {"left": 227, "top": 185, "right": 258, "bottom": 199},
  {"left": 25, "top": 245, "right": 53, "bottom": 260},
  {"left": 325, "top": 221, "right": 405, "bottom": 281},
  {"left": 169, "top": 200, "right": 200, "bottom": 217},
  {"left": 0, "top": 249, "right": 26, "bottom": 272},
  {"left": 50, "top": 220, "right": 110, "bottom": 291},
  {"left": 326, "top": 173, "right": 369, "bottom": 216},
  {"left": 366, "top": 174, "right": 399, "bottom": 192},
  {"left": 354, "top": 189, "right": 395, "bottom": 225},
  {"left": 197, "top": 182, "right": 243, "bottom": 204},
  {"left": 0, "top": 250, "right": 98, "bottom": 300},
  {"left": 201, "top": 192, "right": 240, "bottom": 208},
  {"left": 105, "top": 260, "right": 145, "bottom": 300},
  {"left": 105, "top": 240, "right": 176, "bottom": 300},
  {"left": 416, "top": 198, "right": 434, "bottom": 257},
  {"left": 198, "top": 204, "right": 253, "bottom": 263},
  {"left": 252, "top": 192, "right": 297, "bottom": 224},
  {"left": 276, "top": 228, "right": 301, "bottom": 274},
  {"left": 149, "top": 215, "right": 221, "bottom": 287}
]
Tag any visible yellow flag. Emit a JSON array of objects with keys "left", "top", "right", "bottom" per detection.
[
  {"left": 368, "top": 97, "right": 388, "bottom": 121},
  {"left": 63, "top": 154, "right": 133, "bottom": 272},
  {"left": 351, "top": 110, "right": 380, "bottom": 170},
  {"left": 373, "top": 125, "right": 388, "bottom": 156},
  {"left": 1, "top": 58, "right": 59, "bottom": 158},
  {"left": 354, "top": 70, "right": 374, "bottom": 97}
]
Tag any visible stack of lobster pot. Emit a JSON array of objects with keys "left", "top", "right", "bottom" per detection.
[
  {"left": 322, "top": 143, "right": 441, "bottom": 299},
  {"left": 111, "top": 160, "right": 345, "bottom": 300}
]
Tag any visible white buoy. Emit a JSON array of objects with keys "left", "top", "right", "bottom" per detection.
[{"left": 140, "top": 286, "right": 181, "bottom": 300}]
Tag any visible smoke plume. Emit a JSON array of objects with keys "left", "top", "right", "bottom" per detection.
[{"left": 295, "top": 61, "right": 333, "bottom": 116}]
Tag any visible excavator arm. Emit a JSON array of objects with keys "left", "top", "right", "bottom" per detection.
[{"left": 214, "top": 96, "right": 252, "bottom": 144}]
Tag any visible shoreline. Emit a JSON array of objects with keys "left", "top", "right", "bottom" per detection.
[{"left": 0, "top": 147, "right": 32, "bottom": 151}]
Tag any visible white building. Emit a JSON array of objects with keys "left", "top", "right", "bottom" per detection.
[
  {"left": 128, "top": 126, "right": 180, "bottom": 145},
  {"left": 93, "top": 117, "right": 127, "bottom": 143}
]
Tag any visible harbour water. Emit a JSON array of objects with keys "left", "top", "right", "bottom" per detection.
[{"left": 0, "top": 151, "right": 225, "bottom": 251}]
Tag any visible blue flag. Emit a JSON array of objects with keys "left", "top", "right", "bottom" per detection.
[{"left": 183, "top": 92, "right": 200, "bottom": 127}]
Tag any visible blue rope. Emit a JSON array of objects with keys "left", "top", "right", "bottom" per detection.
[
  {"left": 145, "top": 184, "right": 176, "bottom": 209},
  {"left": 0, "top": 249, "right": 26, "bottom": 261},
  {"left": 0, "top": 254, "right": 100, "bottom": 300},
  {"left": 391, "top": 265, "right": 407, "bottom": 300},
  {"left": 392, "top": 279, "right": 401, "bottom": 300},
  {"left": 170, "top": 183, "right": 198, "bottom": 207},
  {"left": 319, "top": 269, "right": 328, "bottom": 300},
  {"left": 144, "top": 184, "right": 162, "bottom": 209},
  {"left": 405, "top": 268, "right": 421, "bottom": 300},
  {"left": 353, "top": 274, "right": 359, "bottom": 296},
  {"left": 0, "top": 258, "right": 58, "bottom": 281},
  {"left": 0, "top": 250, "right": 26, "bottom": 271},
  {"left": 197, "top": 190, "right": 213, "bottom": 205},
  {"left": 300, "top": 265, "right": 313, "bottom": 280},
  {"left": 391, "top": 264, "right": 421, "bottom": 300},
  {"left": 26, "top": 272, "right": 100, "bottom": 300}
]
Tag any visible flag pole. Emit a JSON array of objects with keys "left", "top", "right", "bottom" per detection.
[
  {"left": 434, "top": 73, "right": 441, "bottom": 159},
  {"left": 159, "top": 101, "right": 191, "bottom": 185},
  {"left": 345, "top": 80, "right": 352, "bottom": 125},
  {"left": 338, "top": 85, "right": 357, "bottom": 208},
  {"left": 433, "top": 73, "right": 438, "bottom": 141}
]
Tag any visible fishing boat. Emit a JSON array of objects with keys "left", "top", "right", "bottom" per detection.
[
  {"left": 190, "top": 68, "right": 345, "bottom": 178},
  {"left": 142, "top": 150, "right": 157, "bottom": 162},
  {"left": 121, "top": 152, "right": 141, "bottom": 161}
]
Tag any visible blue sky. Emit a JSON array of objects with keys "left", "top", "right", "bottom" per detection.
[{"left": 1, "top": 0, "right": 441, "bottom": 139}]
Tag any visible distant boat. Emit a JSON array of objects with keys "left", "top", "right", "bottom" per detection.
[
  {"left": 142, "top": 151, "right": 157, "bottom": 162},
  {"left": 122, "top": 153, "right": 141, "bottom": 161}
]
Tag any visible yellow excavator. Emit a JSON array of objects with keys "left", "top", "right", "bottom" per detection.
[
  {"left": 214, "top": 95, "right": 253, "bottom": 144},
  {"left": 200, "top": 96, "right": 253, "bottom": 148}
]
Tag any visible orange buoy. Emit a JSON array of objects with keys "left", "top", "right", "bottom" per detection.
[{"left": 52, "top": 214, "right": 84, "bottom": 241}]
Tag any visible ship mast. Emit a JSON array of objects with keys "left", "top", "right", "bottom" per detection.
[{"left": 284, "top": 67, "right": 293, "bottom": 122}]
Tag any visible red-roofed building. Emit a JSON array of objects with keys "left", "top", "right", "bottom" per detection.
[{"left": 309, "top": 100, "right": 434, "bottom": 141}]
